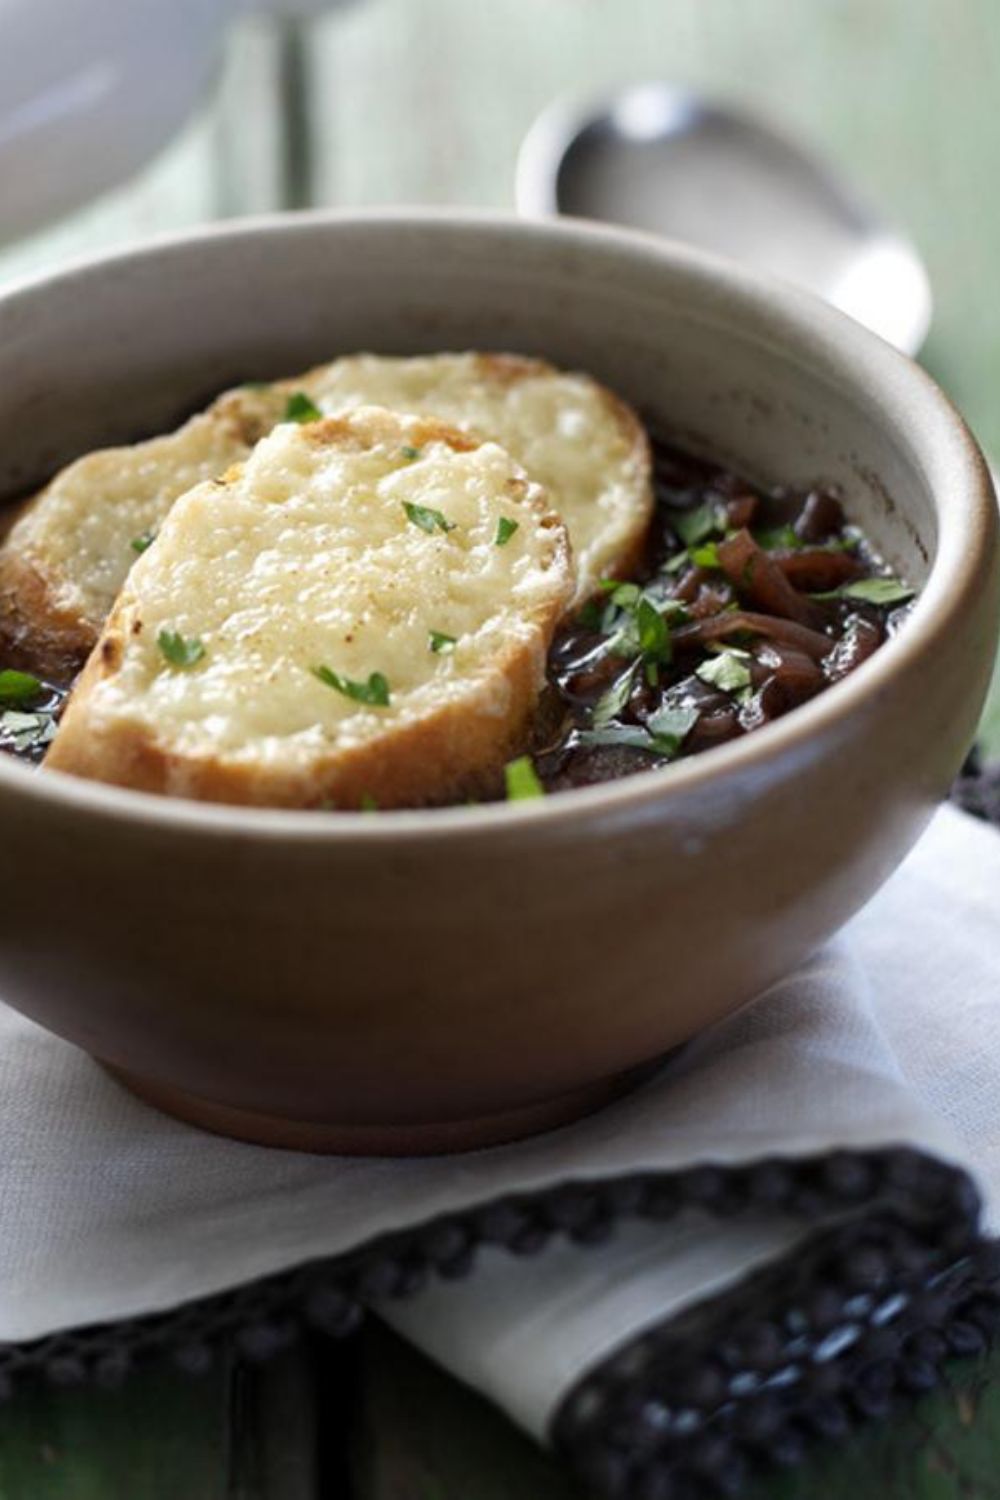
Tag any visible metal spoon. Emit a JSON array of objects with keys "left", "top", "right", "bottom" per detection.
[{"left": 516, "top": 83, "right": 932, "bottom": 356}]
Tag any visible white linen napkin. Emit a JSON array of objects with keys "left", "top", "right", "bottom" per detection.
[{"left": 0, "top": 801, "right": 997, "bottom": 1496}]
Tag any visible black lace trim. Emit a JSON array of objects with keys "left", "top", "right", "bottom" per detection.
[
  {"left": 0, "top": 1148, "right": 980, "bottom": 1396},
  {"left": 0, "top": 766, "right": 995, "bottom": 1500}
]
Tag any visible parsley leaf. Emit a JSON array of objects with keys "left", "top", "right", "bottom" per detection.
[
  {"left": 673, "top": 502, "right": 721, "bottom": 548},
  {"left": 578, "top": 703, "right": 699, "bottom": 759},
  {"left": 360, "top": 793, "right": 379, "bottom": 813},
  {"left": 504, "top": 755, "right": 545, "bottom": 800},
  {"left": 0, "top": 709, "right": 57, "bottom": 754},
  {"left": 0, "top": 669, "right": 43, "bottom": 705},
  {"left": 592, "top": 664, "right": 639, "bottom": 728},
  {"left": 495, "top": 517, "right": 519, "bottom": 547},
  {"left": 646, "top": 702, "right": 700, "bottom": 753},
  {"left": 664, "top": 550, "right": 691, "bottom": 574},
  {"left": 820, "top": 576, "right": 915, "bottom": 606},
  {"left": 312, "top": 665, "right": 391, "bottom": 707},
  {"left": 577, "top": 724, "right": 662, "bottom": 753},
  {"left": 284, "top": 391, "right": 323, "bottom": 424},
  {"left": 696, "top": 650, "right": 753, "bottom": 694},
  {"left": 429, "top": 630, "right": 457, "bottom": 653},
  {"left": 753, "top": 524, "right": 800, "bottom": 551},
  {"left": 689, "top": 541, "right": 721, "bottom": 569},
  {"left": 400, "top": 445, "right": 421, "bottom": 461},
  {"left": 403, "top": 501, "right": 455, "bottom": 535},
  {"left": 157, "top": 631, "right": 206, "bottom": 669},
  {"left": 130, "top": 530, "right": 156, "bottom": 555},
  {"left": 608, "top": 593, "right": 674, "bottom": 665}
]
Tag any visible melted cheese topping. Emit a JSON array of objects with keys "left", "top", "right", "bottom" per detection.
[
  {"left": 80, "top": 410, "right": 572, "bottom": 768},
  {"left": 0, "top": 354, "right": 648, "bottom": 648},
  {"left": 297, "top": 354, "right": 651, "bottom": 599},
  {"left": 9, "top": 412, "right": 253, "bottom": 626}
]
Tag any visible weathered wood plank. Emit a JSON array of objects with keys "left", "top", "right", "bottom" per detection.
[
  {"left": 351, "top": 1322, "right": 1000, "bottom": 1500},
  {"left": 0, "top": 1360, "right": 234, "bottom": 1500}
]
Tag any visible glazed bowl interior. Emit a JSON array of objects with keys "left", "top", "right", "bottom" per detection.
[{"left": 0, "top": 212, "right": 994, "bottom": 1153}]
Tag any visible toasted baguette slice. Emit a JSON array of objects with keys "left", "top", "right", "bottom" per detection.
[
  {"left": 46, "top": 408, "right": 573, "bottom": 809},
  {"left": 0, "top": 390, "right": 280, "bottom": 681},
  {"left": 292, "top": 354, "right": 652, "bottom": 601},
  {"left": 0, "top": 354, "right": 649, "bottom": 679}
]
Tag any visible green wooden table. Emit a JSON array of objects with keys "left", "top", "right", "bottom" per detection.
[{"left": 2, "top": 2, "right": 1000, "bottom": 1494}]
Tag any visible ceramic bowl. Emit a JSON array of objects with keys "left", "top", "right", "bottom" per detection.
[{"left": 0, "top": 212, "right": 995, "bottom": 1153}]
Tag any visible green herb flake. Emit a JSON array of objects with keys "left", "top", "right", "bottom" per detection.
[
  {"left": 504, "top": 755, "right": 545, "bottom": 801},
  {"left": 592, "top": 664, "right": 639, "bottom": 728},
  {"left": 312, "top": 665, "right": 391, "bottom": 707},
  {"left": 828, "top": 576, "right": 915, "bottom": 607},
  {"left": 403, "top": 501, "right": 455, "bottom": 535},
  {"left": 284, "top": 391, "right": 323, "bottom": 424},
  {"left": 0, "top": 669, "right": 43, "bottom": 705},
  {"left": 0, "top": 709, "right": 57, "bottom": 754},
  {"left": 429, "top": 630, "right": 457, "bottom": 653},
  {"left": 663, "top": 550, "right": 690, "bottom": 575},
  {"left": 608, "top": 592, "right": 674, "bottom": 665},
  {"left": 636, "top": 597, "right": 671, "bottom": 659},
  {"left": 689, "top": 541, "right": 721, "bottom": 569},
  {"left": 646, "top": 702, "right": 700, "bottom": 754},
  {"left": 754, "top": 524, "right": 800, "bottom": 551},
  {"left": 360, "top": 793, "right": 379, "bottom": 813},
  {"left": 400, "top": 445, "right": 422, "bottom": 461},
  {"left": 673, "top": 502, "right": 721, "bottom": 549},
  {"left": 696, "top": 650, "right": 753, "bottom": 694},
  {"left": 577, "top": 724, "right": 660, "bottom": 753},
  {"left": 130, "top": 530, "right": 156, "bottom": 555},
  {"left": 157, "top": 631, "right": 206, "bottom": 669},
  {"left": 580, "top": 703, "right": 698, "bottom": 760},
  {"left": 495, "top": 516, "right": 519, "bottom": 547}
]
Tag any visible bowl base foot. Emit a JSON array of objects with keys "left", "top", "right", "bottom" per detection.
[{"left": 99, "top": 1062, "right": 648, "bottom": 1155}]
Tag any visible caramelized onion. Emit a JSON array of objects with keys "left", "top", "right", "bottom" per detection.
[
  {"left": 716, "top": 528, "right": 826, "bottom": 628},
  {"left": 673, "top": 609, "right": 834, "bottom": 660},
  {"left": 773, "top": 548, "right": 863, "bottom": 592}
]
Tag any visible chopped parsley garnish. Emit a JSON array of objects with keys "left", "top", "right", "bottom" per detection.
[
  {"left": 577, "top": 724, "right": 663, "bottom": 753},
  {"left": 403, "top": 501, "right": 455, "bottom": 535},
  {"left": 504, "top": 755, "right": 544, "bottom": 800},
  {"left": 696, "top": 650, "right": 753, "bottom": 694},
  {"left": 578, "top": 703, "right": 698, "bottom": 759},
  {"left": 312, "top": 665, "right": 391, "bottom": 707},
  {"left": 130, "top": 530, "right": 156, "bottom": 555},
  {"left": 0, "top": 709, "right": 57, "bottom": 755},
  {"left": 606, "top": 589, "right": 677, "bottom": 667},
  {"left": 816, "top": 576, "right": 915, "bottom": 606},
  {"left": 673, "top": 502, "right": 721, "bottom": 548},
  {"left": 157, "top": 631, "right": 206, "bottom": 669},
  {"left": 646, "top": 703, "right": 700, "bottom": 750},
  {"left": 592, "top": 664, "right": 639, "bottom": 728},
  {"left": 284, "top": 391, "right": 323, "bottom": 424},
  {"left": 495, "top": 517, "right": 519, "bottom": 547},
  {"left": 429, "top": 630, "right": 457, "bottom": 653},
  {"left": 360, "top": 793, "right": 379, "bottom": 813},
  {"left": 401, "top": 445, "right": 422, "bottom": 461},
  {"left": 0, "top": 669, "right": 42, "bottom": 705},
  {"left": 689, "top": 541, "right": 721, "bottom": 569},
  {"left": 754, "top": 524, "right": 800, "bottom": 551},
  {"left": 600, "top": 579, "right": 641, "bottom": 608},
  {"left": 663, "top": 550, "right": 691, "bottom": 574}
]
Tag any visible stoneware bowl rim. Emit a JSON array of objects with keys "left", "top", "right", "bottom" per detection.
[{"left": 0, "top": 207, "right": 993, "bottom": 843}]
